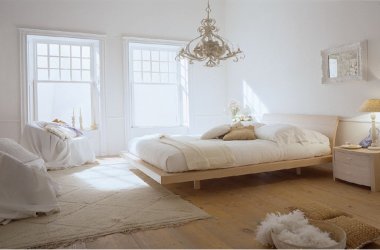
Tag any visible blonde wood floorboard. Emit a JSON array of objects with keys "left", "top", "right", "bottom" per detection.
[{"left": 58, "top": 165, "right": 380, "bottom": 249}]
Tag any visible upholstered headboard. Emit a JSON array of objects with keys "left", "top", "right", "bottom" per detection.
[{"left": 262, "top": 114, "right": 339, "bottom": 149}]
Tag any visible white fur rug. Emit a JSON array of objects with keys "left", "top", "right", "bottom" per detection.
[{"left": 0, "top": 159, "right": 209, "bottom": 248}]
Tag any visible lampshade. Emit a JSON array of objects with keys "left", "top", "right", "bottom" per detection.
[{"left": 360, "top": 99, "right": 380, "bottom": 112}]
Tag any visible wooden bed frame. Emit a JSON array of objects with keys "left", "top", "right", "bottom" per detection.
[{"left": 124, "top": 114, "right": 339, "bottom": 189}]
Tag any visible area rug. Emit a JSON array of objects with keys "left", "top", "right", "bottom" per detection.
[{"left": 0, "top": 160, "right": 210, "bottom": 248}]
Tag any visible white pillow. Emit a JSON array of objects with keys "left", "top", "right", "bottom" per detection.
[
  {"left": 255, "top": 124, "right": 306, "bottom": 144},
  {"left": 201, "top": 124, "right": 231, "bottom": 140},
  {"left": 300, "top": 128, "right": 330, "bottom": 145}
]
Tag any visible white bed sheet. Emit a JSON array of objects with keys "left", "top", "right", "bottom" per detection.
[{"left": 128, "top": 135, "right": 331, "bottom": 173}]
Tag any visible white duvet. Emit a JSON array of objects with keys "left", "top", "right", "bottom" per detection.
[{"left": 128, "top": 135, "right": 331, "bottom": 173}]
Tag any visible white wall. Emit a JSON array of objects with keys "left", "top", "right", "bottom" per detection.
[
  {"left": 0, "top": 0, "right": 228, "bottom": 155},
  {"left": 225, "top": 0, "right": 380, "bottom": 145}
]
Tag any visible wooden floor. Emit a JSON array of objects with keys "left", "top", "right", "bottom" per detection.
[{"left": 63, "top": 163, "right": 380, "bottom": 249}]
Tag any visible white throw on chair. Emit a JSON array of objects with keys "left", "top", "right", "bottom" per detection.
[
  {"left": 21, "top": 123, "right": 96, "bottom": 170},
  {"left": 0, "top": 138, "right": 59, "bottom": 225}
]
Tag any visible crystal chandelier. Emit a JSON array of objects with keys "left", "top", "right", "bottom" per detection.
[{"left": 177, "top": 1, "right": 244, "bottom": 67}]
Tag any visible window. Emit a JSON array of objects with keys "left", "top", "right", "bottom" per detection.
[
  {"left": 128, "top": 41, "right": 189, "bottom": 128},
  {"left": 26, "top": 35, "right": 101, "bottom": 129}
]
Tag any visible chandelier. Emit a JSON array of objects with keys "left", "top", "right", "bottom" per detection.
[{"left": 177, "top": 1, "right": 244, "bottom": 67}]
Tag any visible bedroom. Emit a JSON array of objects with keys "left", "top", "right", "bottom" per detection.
[{"left": 0, "top": 0, "right": 380, "bottom": 248}]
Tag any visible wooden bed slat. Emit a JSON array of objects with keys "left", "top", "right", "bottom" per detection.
[{"left": 125, "top": 152, "right": 332, "bottom": 185}]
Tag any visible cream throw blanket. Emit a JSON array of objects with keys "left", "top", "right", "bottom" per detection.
[{"left": 159, "top": 136, "right": 235, "bottom": 170}]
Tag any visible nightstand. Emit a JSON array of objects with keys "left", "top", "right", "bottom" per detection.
[{"left": 333, "top": 147, "right": 380, "bottom": 192}]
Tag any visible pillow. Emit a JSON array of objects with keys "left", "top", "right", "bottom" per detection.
[
  {"left": 0, "top": 138, "right": 40, "bottom": 164},
  {"left": 223, "top": 125, "right": 256, "bottom": 141},
  {"left": 326, "top": 216, "right": 380, "bottom": 249},
  {"left": 300, "top": 128, "right": 330, "bottom": 145},
  {"left": 201, "top": 124, "right": 231, "bottom": 140},
  {"left": 255, "top": 124, "right": 305, "bottom": 144}
]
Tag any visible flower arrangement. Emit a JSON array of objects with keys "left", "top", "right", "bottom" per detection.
[
  {"left": 228, "top": 100, "right": 253, "bottom": 122},
  {"left": 228, "top": 100, "right": 241, "bottom": 119}
]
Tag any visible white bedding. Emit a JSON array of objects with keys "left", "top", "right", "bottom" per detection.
[{"left": 128, "top": 135, "right": 331, "bottom": 173}]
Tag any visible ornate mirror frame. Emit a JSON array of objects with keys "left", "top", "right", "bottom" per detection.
[{"left": 321, "top": 40, "right": 367, "bottom": 84}]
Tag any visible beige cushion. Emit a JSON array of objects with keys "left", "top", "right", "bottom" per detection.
[
  {"left": 223, "top": 125, "right": 256, "bottom": 141},
  {"left": 201, "top": 124, "right": 231, "bottom": 140},
  {"left": 326, "top": 216, "right": 380, "bottom": 249}
]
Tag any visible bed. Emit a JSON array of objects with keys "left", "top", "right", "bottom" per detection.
[{"left": 124, "top": 114, "right": 339, "bottom": 189}]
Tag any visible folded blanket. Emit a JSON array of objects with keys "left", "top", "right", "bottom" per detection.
[
  {"left": 36, "top": 121, "right": 83, "bottom": 140},
  {"left": 159, "top": 135, "right": 235, "bottom": 170}
]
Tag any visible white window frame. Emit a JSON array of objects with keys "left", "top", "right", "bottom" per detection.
[
  {"left": 123, "top": 37, "right": 190, "bottom": 139},
  {"left": 20, "top": 28, "right": 107, "bottom": 154}
]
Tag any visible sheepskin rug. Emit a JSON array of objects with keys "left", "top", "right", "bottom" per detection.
[{"left": 256, "top": 210, "right": 337, "bottom": 248}]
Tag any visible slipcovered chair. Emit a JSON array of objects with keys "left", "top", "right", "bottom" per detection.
[
  {"left": 0, "top": 138, "right": 59, "bottom": 225},
  {"left": 21, "top": 122, "right": 96, "bottom": 170}
]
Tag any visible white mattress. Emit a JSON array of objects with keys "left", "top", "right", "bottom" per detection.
[{"left": 128, "top": 135, "right": 331, "bottom": 173}]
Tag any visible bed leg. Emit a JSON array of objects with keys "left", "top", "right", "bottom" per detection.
[
  {"left": 296, "top": 168, "right": 301, "bottom": 175},
  {"left": 193, "top": 180, "right": 201, "bottom": 190}
]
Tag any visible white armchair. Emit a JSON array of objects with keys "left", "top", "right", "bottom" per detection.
[{"left": 21, "top": 123, "right": 96, "bottom": 170}]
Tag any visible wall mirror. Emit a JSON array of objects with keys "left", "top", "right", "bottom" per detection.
[{"left": 321, "top": 40, "right": 367, "bottom": 84}]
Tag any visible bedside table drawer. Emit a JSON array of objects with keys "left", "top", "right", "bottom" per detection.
[
  {"left": 334, "top": 161, "right": 371, "bottom": 186},
  {"left": 334, "top": 150, "right": 371, "bottom": 166}
]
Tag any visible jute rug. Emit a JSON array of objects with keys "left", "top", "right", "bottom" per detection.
[{"left": 0, "top": 159, "right": 210, "bottom": 248}]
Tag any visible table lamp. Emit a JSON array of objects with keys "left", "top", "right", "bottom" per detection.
[{"left": 360, "top": 99, "right": 380, "bottom": 147}]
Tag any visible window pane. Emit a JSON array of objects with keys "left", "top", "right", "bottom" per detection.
[
  {"left": 71, "top": 46, "right": 80, "bottom": 57},
  {"left": 133, "top": 61, "right": 141, "bottom": 71},
  {"left": 151, "top": 51, "right": 159, "bottom": 61},
  {"left": 133, "top": 50, "right": 141, "bottom": 60},
  {"left": 82, "top": 70, "right": 91, "bottom": 81},
  {"left": 134, "top": 84, "right": 179, "bottom": 127},
  {"left": 49, "top": 69, "right": 60, "bottom": 80},
  {"left": 60, "top": 58, "right": 70, "bottom": 69},
  {"left": 142, "top": 72, "right": 151, "bottom": 82},
  {"left": 142, "top": 61, "right": 150, "bottom": 71},
  {"left": 49, "top": 57, "right": 59, "bottom": 69},
  {"left": 160, "top": 73, "right": 168, "bottom": 83},
  {"left": 72, "top": 70, "right": 81, "bottom": 81},
  {"left": 49, "top": 44, "right": 59, "bottom": 56},
  {"left": 37, "top": 56, "right": 48, "bottom": 68},
  {"left": 152, "top": 62, "right": 159, "bottom": 72},
  {"left": 134, "top": 72, "right": 142, "bottom": 83},
  {"left": 152, "top": 73, "right": 160, "bottom": 83},
  {"left": 82, "top": 46, "right": 91, "bottom": 58},
  {"left": 142, "top": 50, "right": 150, "bottom": 61},
  {"left": 72, "top": 58, "right": 81, "bottom": 69},
  {"left": 159, "top": 51, "right": 168, "bottom": 61},
  {"left": 37, "top": 82, "right": 92, "bottom": 128},
  {"left": 38, "top": 69, "right": 48, "bottom": 80},
  {"left": 37, "top": 44, "right": 48, "bottom": 56},
  {"left": 160, "top": 62, "right": 168, "bottom": 72},
  {"left": 82, "top": 59, "right": 91, "bottom": 70},
  {"left": 61, "top": 45, "right": 70, "bottom": 57},
  {"left": 61, "top": 70, "right": 71, "bottom": 81}
]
